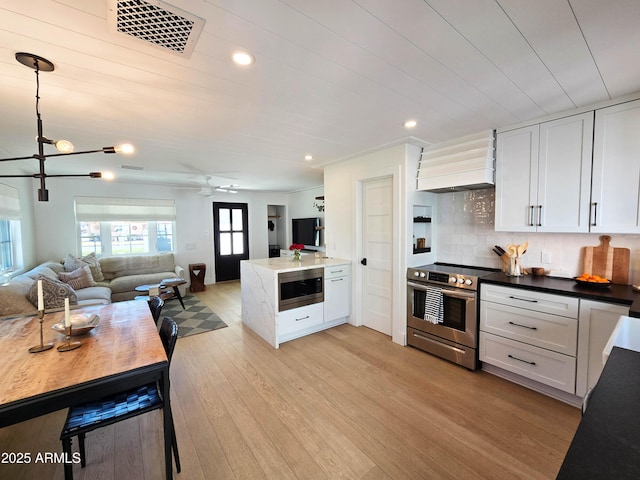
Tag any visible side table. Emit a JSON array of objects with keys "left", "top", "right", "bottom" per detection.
[
  {"left": 162, "top": 277, "right": 187, "bottom": 309},
  {"left": 189, "top": 263, "right": 206, "bottom": 292},
  {"left": 135, "top": 278, "right": 187, "bottom": 310}
]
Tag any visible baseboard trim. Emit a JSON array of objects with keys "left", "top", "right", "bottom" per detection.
[{"left": 482, "top": 363, "right": 582, "bottom": 408}]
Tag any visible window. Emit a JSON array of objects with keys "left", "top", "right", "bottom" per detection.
[
  {"left": 75, "top": 197, "right": 176, "bottom": 257},
  {"left": 0, "top": 183, "right": 22, "bottom": 273},
  {"left": 79, "top": 221, "right": 174, "bottom": 256},
  {"left": 0, "top": 220, "right": 13, "bottom": 271},
  {"left": 218, "top": 207, "right": 245, "bottom": 255}
]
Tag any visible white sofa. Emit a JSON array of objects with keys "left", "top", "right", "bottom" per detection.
[
  {"left": 0, "top": 261, "right": 112, "bottom": 319},
  {"left": 95, "top": 253, "right": 185, "bottom": 302},
  {"left": 0, "top": 253, "right": 186, "bottom": 319}
]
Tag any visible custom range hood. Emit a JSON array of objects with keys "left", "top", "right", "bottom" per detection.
[{"left": 417, "top": 130, "right": 495, "bottom": 193}]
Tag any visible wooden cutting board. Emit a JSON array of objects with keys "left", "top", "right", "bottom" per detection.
[{"left": 582, "top": 235, "right": 630, "bottom": 284}]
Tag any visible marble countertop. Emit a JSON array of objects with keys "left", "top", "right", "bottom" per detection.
[{"left": 241, "top": 256, "right": 351, "bottom": 273}]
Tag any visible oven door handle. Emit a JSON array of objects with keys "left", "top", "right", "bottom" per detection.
[
  {"left": 407, "top": 281, "right": 430, "bottom": 291},
  {"left": 441, "top": 289, "right": 476, "bottom": 300}
]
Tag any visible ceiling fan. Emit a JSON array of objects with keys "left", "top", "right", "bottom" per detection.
[{"left": 198, "top": 176, "right": 239, "bottom": 197}]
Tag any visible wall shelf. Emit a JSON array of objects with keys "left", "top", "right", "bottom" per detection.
[{"left": 412, "top": 205, "right": 433, "bottom": 255}]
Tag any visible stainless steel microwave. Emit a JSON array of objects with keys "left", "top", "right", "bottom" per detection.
[{"left": 278, "top": 267, "right": 324, "bottom": 311}]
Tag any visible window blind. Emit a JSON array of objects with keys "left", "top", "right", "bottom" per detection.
[
  {"left": 74, "top": 197, "right": 176, "bottom": 222},
  {"left": 0, "top": 183, "right": 21, "bottom": 219}
]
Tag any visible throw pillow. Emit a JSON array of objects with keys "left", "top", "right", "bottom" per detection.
[
  {"left": 27, "top": 275, "right": 78, "bottom": 309},
  {"left": 58, "top": 265, "right": 95, "bottom": 290},
  {"left": 64, "top": 252, "right": 104, "bottom": 282}
]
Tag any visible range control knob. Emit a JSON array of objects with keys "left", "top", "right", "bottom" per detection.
[
  {"left": 465, "top": 278, "right": 473, "bottom": 286},
  {"left": 449, "top": 276, "right": 457, "bottom": 284},
  {"left": 457, "top": 277, "right": 465, "bottom": 284},
  {"left": 419, "top": 272, "right": 426, "bottom": 278},
  {"left": 414, "top": 271, "right": 420, "bottom": 277}
]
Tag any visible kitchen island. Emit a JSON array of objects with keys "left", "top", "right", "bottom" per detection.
[{"left": 241, "top": 256, "right": 351, "bottom": 348}]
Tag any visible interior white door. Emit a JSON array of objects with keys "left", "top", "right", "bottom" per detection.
[{"left": 361, "top": 176, "right": 393, "bottom": 336}]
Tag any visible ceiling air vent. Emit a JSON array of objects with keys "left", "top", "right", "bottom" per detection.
[{"left": 108, "top": 0, "right": 205, "bottom": 58}]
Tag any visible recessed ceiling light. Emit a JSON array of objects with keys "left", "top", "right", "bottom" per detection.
[
  {"left": 404, "top": 119, "right": 417, "bottom": 128},
  {"left": 232, "top": 51, "right": 254, "bottom": 66},
  {"left": 304, "top": 155, "right": 313, "bottom": 161}
]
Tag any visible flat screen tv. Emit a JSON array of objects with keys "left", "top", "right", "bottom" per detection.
[{"left": 292, "top": 217, "right": 320, "bottom": 247}]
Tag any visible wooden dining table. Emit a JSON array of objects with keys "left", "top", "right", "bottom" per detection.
[{"left": 0, "top": 300, "right": 174, "bottom": 480}]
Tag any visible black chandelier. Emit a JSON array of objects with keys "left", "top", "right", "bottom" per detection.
[{"left": 0, "top": 52, "right": 134, "bottom": 201}]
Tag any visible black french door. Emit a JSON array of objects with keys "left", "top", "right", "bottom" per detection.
[{"left": 213, "top": 202, "right": 249, "bottom": 281}]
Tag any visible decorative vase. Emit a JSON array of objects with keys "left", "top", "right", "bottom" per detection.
[{"left": 293, "top": 250, "right": 301, "bottom": 262}]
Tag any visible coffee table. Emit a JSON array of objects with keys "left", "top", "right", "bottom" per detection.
[{"left": 136, "top": 278, "right": 187, "bottom": 309}]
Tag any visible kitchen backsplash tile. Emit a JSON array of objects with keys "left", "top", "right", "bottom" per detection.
[{"left": 435, "top": 188, "right": 640, "bottom": 283}]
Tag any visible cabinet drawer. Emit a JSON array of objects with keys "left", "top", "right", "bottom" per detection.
[
  {"left": 481, "top": 302, "right": 577, "bottom": 355},
  {"left": 325, "top": 264, "right": 351, "bottom": 279},
  {"left": 480, "top": 332, "right": 576, "bottom": 394},
  {"left": 480, "top": 284, "right": 578, "bottom": 318},
  {"left": 277, "top": 302, "right": 323, "bottom": 336}
]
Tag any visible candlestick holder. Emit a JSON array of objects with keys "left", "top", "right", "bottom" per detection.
[
  {"left": 29, "top": 310, "right": 54, "bottom": 353},
  {"left": 57, "top": 325, "right": 82, "bottom": 352}
]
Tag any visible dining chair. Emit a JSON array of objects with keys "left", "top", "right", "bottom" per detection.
[
  {"left": 60, "top": 317, "right": 181, "bottom": 480},
  {"left": 148, "top": 295, "right": 165, "bottom": 325}
]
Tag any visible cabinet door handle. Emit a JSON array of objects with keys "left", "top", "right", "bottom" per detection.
[
  {"left": 508, "top": 321, "right": 538, "bottom": 330},
  {"left": 537, "top": 205, "right": 542, "bottom": 227},
  {"left": 508, "top": 354, "right": 536, "bottom": 366},
  {"left": 508, "top": 295, "right": 538, "bottom": 303},
  {"left": 591, "top": 202, "right": 598, "bottom": 226},
  {"left": 331, "top": 278, "right": 344, "bottom": 283},
  {"left": 528, "top": 205, "right": 535, "bottom": 227},
  {"left": 295, "top": 315, "right": 310, "bottom": 322},
  {"left": 330, "top": 269, "right": 344, "bottom": 274}
]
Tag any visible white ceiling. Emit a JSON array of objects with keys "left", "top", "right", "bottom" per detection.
[{"left": 1, "top": 0, "right": 639, "bottom": 193}]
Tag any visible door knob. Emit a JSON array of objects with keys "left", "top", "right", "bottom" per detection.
[{"left": 361, "top": 258, "right": 367, "bottom": 266}]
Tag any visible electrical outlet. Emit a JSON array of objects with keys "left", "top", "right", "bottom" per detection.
[{"left": 541, "top": 251, "right": 552, "bottom": 263}]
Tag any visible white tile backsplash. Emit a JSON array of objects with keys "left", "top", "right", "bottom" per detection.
[{"left": 435, "top": 188, "right": 640, "bottom": 283}]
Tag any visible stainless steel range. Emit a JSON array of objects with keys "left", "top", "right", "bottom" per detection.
[{"left": 407, "top": 263, "right": 496, "bottom": 370}]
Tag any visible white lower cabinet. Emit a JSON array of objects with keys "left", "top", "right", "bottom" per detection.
[
  {"left": 479, "top": 332, "right": 577, "bottom": 393},
  {"left": 480, "top": 284, "right": 579, "bottom": 394},
  {"left": 481, "top": 284, "right": 631, "bottom": 399},
  {"left": 277, "top": 302, "right": 324, "bottom": 338},
  {"left": 324, "top": 265, "right": 351, "bottom": 322},
  {"left": 575, "top": 300, "right": 629, "bottom": 397}
]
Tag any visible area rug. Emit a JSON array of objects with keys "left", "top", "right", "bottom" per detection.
[{"left": 161, "top": 295, "right": 227, "bottom": 338}]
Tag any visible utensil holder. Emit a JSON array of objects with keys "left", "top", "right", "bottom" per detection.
[{"left": 505, "top": 257, "right": 521, "bottom": 276}]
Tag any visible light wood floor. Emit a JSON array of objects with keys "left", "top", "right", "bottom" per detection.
[{"left": 0, "top": 281, "right": 581, "bottom": 479}]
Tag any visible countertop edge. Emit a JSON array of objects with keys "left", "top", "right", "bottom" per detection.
[
  {"left": 241, "top": 257, "right": 352, "bottom": 273},
  {"left": 479, "top": 272, "right": 640, "bottom": 317}
]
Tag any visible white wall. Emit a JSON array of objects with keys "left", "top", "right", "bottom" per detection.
[
  {"left": 286, "top": 186, "right": 325, "bottom": 250},
  {"left": 324, "top": 143, "right": 415, "bottom": 346},
  {"left": 435, "top": 188, "right": 640, "bottom": 283},
  {"left": 30, "top": 177, "right": 289, "bottom": 284}
]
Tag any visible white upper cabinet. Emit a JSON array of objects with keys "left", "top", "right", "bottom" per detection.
[
  {"left": 496, "top": 112, "right": 593, "bottom": 232},
  {"left": 592, "top": 99, "right": 640, "bottom": 233},
  {"left": 495, "top": 125, "right": 538, "bottom": 232}
]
